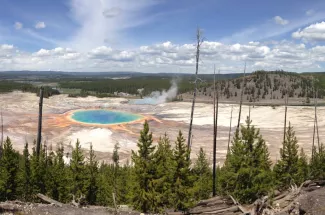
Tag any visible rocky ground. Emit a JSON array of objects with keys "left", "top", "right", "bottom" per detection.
[{"left": 0, "top": 201, "right": 138, "bottom": 215}]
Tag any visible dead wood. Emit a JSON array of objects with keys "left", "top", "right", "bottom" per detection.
[
  {"left": 229, "top": 195, "right": 248, "bottom": 214},
  {"left": 204, "top": 205, "right": 239, "bottom": 214},
  {"left": 36, "top": 193, "right": 63, "bottom": 207}
]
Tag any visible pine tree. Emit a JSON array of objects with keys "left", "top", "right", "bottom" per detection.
[
  {"left": 274, "top": 123, "right": 300, "bottom": 189},
  {"left": 0, "top": 137, "right": 20, "bottom": 200},
  {"left": 193, "top": 147, "right": 212, "bottom": 201},
  {"left": 18, "top": 142, "right": 31, "bottom": 201},
  {"left": 112, "top": 142, "right": 119, "bottom": 202},
  {"left": 30, "top": 141, "right": 47, "bottom": 197},
  {"left": 297, "top": 148, "right": 309, "bottom": 184},
  {"left": 86, "top": 143, "right": 98, "bottom": 205},
  {"left": 219, "top": 117, "right": 273, "bottom": 203},
  {"left": 70, "top": 139, "right": 87, "bottom": 199},
  {"left": 131, "top": 120, "right": 156, "bottom": 213},
  {"left": 310, "top": 144, "right": 325, "bottom": 180},
  {"left": 172, "top": 130, "right": 193, "bottom": 211},
  {"left": 151, "top": 133, "right": 175, "bottom": 212}
]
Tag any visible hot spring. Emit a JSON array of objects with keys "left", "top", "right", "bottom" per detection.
[{"left": 70, "top": 109, "right": 143, "bottom": 125}]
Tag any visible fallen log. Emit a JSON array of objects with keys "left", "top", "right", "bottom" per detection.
[
  {"left": 196, "top": 196, "right": 223, "bottom": 206},
  {"left": 36, "top": 193, "right": 63, "bottom": 207},
  {"left": 204, "top": 205, "right": 239, "bottom": 214},
  {"left": 190, "top": 205, "right": 230, "bottom": 214},
  {"left": 229, "top": 195, "right": 249, "bottom": 214}
]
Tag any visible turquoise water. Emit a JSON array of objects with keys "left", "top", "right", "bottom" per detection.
[{"left": 71, "top": 110, "right": 142, "bottom": 125}]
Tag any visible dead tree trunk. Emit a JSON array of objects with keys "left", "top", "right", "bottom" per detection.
[
  {"left": 315, "top": 90, "right": 320, "bottom": 150},
  {"left": 213, "top": 66, "right": 217, "bottom": 196},
  {"left": 0, "top": 109, "right": 3, "bottom": 158},
  {"left": 227, "top": 106, "right": 233, "bottom": 154},
  {"left": 188, "top": 28, "right": 203, "bottom": 151},
  {"left": 36, "top": 87, "right": 44, "bottom": 157},
  {"left": 237, "top": 62, "right": 246, "bottom": 129},
  {"left": 312, "top": 80, "right": 317, "bottom": 159},
  {"left": 283, "top": 87, "right": 288, "bottom": 144}
]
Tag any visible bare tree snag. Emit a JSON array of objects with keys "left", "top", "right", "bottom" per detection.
[
  {"left": 188, "top": 28, "right": 203, "bottom": 151},
  {"left": 213, "top": 65, "right": 217, "bottom": 196},
  {"left": 227, "top": 106, "right": 233, "bottom": 154},
  {"left": 37, "top": 193, "right": 63, "bottom": 207},
  {"left": 0, "top": 108, "right": 3, "bottom": 158},
  {"left": 112, "top": 192, "right": 118, "bottom": 215},
  {"left": 237, "top": 62, "right": 246, "bottom": 129},
  {"left": 283, "top": 86, "right": 288, "bottom": 144},
  {"left": 36, "top": 87, "right": 44, "bottom": 157}
]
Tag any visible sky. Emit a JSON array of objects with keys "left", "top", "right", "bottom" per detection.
[{"left": 1, "top": 0, "right": 325, "bottom": 73}]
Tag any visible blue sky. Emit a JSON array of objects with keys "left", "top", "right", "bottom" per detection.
[{"left": 1, "top": 0, "right": 325, "bottom": 73}]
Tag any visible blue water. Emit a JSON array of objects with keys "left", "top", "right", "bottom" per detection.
[{"left": 71, "top": 110, "right": 142, "bottom": 125}]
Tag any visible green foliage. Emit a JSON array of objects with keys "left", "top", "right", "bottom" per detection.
[
  {"left": 219, "top": 118, "right": 273, "bottom": 204},
  {"left": 18, "top": 142, "right": 32, "bottom": 201},
  {"left": 297, "top": 148, "right": 310, "bottom": 184},
  {"left": 192, "top": 148, "right": 212, "bottom": 201},
  {"left": 151, "top": 133, "right": 175, "bottom": 212},
  {"left": 172, "top": 131, "right": 194, "bottom": 211},
  {"left": 274, "top": 123, "right": 300, "bottom": 189},
  {"left": 131, "top": 120, "right": 156, "bottom": 213},
  {"left": 86, "top": 143, "right": 98, "bottom": 205},
  {"left": 310, "top": 144, "right": 325, "bottom": 180},
  {"left": 70, "top": 139, "right": 88, "bottom": 198},
  {"left": 0, "top": 137, "right": 20, "bottom": 200}
]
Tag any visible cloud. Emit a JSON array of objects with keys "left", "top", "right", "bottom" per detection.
[
  {"left": 61, "top": 0, "right": 160, "bottom": 52},
  {"left": 222, "top": 12, "right": 325, "bottom": 43},
  {"left": 14, "top": 22, "right": 23, "bottom": 30},
  {"left": 1, "top": 40, "right": 324, "bottom": 73},
  {"left": 35, "top": 22, "right": 46, "bottom": 29},
  {"left": 102, "top": 7, "right": 122, "bottom": 18},
  {"left": 292, "top": 21, "right": 325, "bottom": 42},
  {"left": 306, "top": 9, "right": 315, "bottom": 16},
  {"left": 273, "top": 16, "right": 289, "bottom": 25}
]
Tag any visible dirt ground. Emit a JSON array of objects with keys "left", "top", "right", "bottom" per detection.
[{"left": 0, "top": 91, "right": 324, "bottom": 165}]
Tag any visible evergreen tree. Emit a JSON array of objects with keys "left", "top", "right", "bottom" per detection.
[
  {"left": 310, "top": 144, "right": 325, "bottom": 180},
  {"left": 297, "top": 148, "right": 309, "bottom": 184},
  {"left": 30, "top": 141, "right": 47, "bottom": 197},
  {"left": 172, "top": 130, "right": 193, "bottom": 211},
  {"left": 151, "top": 133, "right": 175, "bottom": 212},
  {"left": 131, "top": 120, "right": 156, "bottom": 213},
  {"left": 112, "top": 142, "right": 119, "bottom": 202},
  {"left": 0, "top": 137, "right": 20, "bottom": 200},
  {"left": 70, "top": 139, "right": 87, "bottom": 198},
  {"left": 193, "top": 147, "right": 212, "bottom": 201},
  {"left": 219, "top": 117, "right": 273, "bottom": 203},
  {"left": 18, "top": 142, "right": 31, "bottom": 201},
  {"left": 274, "top": 123, "right": 300, "bottom": 189},
  {"left": 86, "top": 143, "right": 98, "bottom": 205},
  {"left": 96, "top": 163, "right": 114, "bottom": 206}
]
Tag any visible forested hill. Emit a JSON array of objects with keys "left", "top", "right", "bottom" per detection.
[{"left": 182, "top": 71, "right": 325, "bottom": 105}]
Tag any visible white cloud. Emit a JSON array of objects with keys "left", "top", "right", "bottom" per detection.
[
  {"left": 14, "top": 22, "right": 23, "bottom": 30},
  {"left": 35, "top": 22, "right": 46, "bottom": 29},
  {"left": 222, "top": 12, "right": 325, "bottom": 43},
  {"left": 273, "top": 16, "right": 289, "bottom": 25},
  {"left": 1, "top": 40, "right": 324, "bottom": 73},
  {"left": 292, "top": 21, "right": 325, "bottom": 41},
  {"left": 306, "top": 9, "right": 315, "bottom": 16},
  {"left": 62, "top": 0, "right": 160, "bottom": 52}
]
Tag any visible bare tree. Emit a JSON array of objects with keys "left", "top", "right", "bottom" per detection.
[
  {"left": 188, "top": 28, "right": 203, "bottom": 150},
  {"left": 36, "top": 87, "right": 44, "bottom": 157},
  {"left": 237, "top": 62, "right": 246, "bottom": 129},
  {"left": 283, "top": 86, "right": 288, "bottom": 144},
  {"left": 312, "top": 78, "right": 320, "bottom": 159},
  {"left": 0, "top": 108, "right": 3, "bottom": 158},
  {"left": 212, "top": 66, "right": 219, "bottom": 196},
  {"left": 227, "top": 106, "right": 233, "bottom": 154}
]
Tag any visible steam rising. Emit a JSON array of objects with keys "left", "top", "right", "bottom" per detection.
[{"left": 131, "top": 80, "right": 178, "bottom": 105}]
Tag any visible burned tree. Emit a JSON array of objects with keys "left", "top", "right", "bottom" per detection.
[
  {"left": 188, "top": 28, "right": 203, "bottom": 150},
  {"left": 36, "top": 87, "right": 44, "bottom": 157},
  {"left": 237, "top": 62, "right": 246, "bottom": 129}
]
